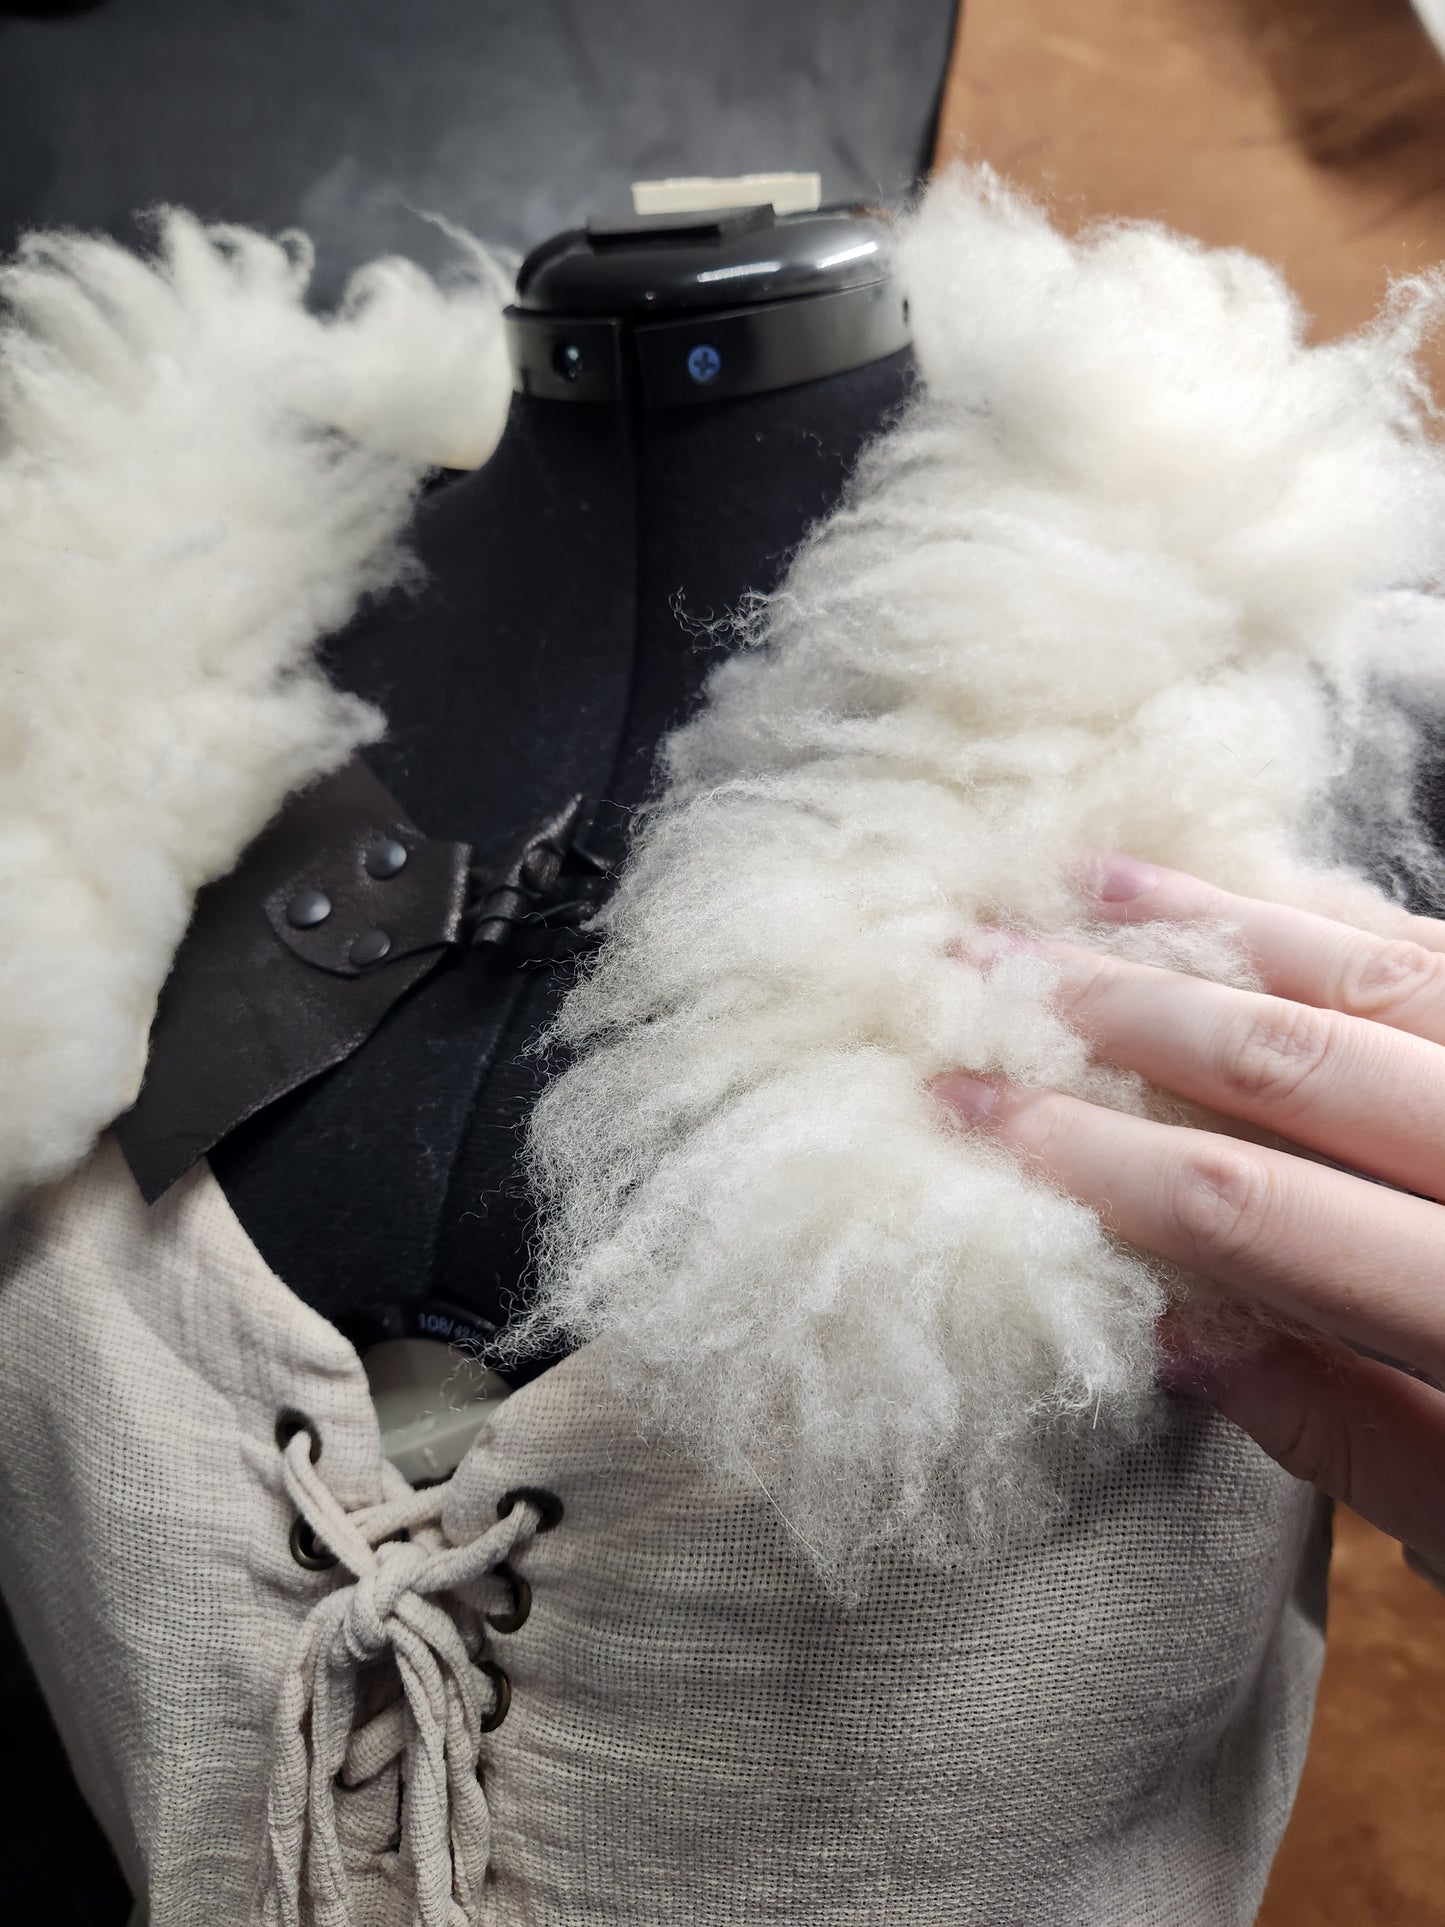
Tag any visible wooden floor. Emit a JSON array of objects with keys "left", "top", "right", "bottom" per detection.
[
  {"left": 939, "top": 0, "right": 1445, "bottom": 384},
  {"left": 936, "top": 4, "right": 1445, "bottom": 1917},
  {"left": 1259, "top": 1508, "right": 1445, "bottom": 1926}
]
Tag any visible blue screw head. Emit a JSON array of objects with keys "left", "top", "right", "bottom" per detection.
[
  {"left": 552, "top": 341, "right": 584, "bottom": 382},
  {"left": 687, "top": 342, "right": 723, "bottom": 385}
]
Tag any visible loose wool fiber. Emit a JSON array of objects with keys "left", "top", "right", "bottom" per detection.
[
  {"left": 0, "top": 212, "right": 511, "bottom": 1205},
  {"left": 513, "top": 169, "right": 1445, "bottom": 1566}
]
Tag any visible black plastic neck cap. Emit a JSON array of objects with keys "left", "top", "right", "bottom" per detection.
[
  {"left": 506, "top": 203, "right": 908, "bottom": 409},
  {"left": 513, "top": 203, "right": 893, "bottom": 318}
]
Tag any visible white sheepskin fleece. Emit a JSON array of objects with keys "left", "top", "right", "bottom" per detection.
[
  {"left": 0, "top": 210, "right": 511, "bottom": 1206},
  {"left": 514, "top": 168, "right": 1445, "bottom": 1567}
]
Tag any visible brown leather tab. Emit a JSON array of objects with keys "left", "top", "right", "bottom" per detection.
[
  {"left": 116, "top": 757, "right": 471, "bottom": 1203},
  {"left": 263, "top": 820, "right": 471, "bottom": 977}
]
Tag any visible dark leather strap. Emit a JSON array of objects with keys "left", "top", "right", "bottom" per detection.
[
  {"left": 117, "top": 758, "right": 472, "bottom": 1202},
  {"left": 117, "top": 753, "right": 618, "bottom": 1204}
]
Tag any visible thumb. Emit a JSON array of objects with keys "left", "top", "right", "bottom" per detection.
[{"left": 1174, "top": 1334, "right": 1445, "bottom": 1573}]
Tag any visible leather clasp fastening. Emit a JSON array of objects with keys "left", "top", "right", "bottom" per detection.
[{"left": 266, "top": 828, "right": 472, "bottom": 979}]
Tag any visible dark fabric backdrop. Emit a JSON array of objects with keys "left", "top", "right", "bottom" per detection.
[{"left": 0, "top": 0, "right": 958, "bottom": 294}]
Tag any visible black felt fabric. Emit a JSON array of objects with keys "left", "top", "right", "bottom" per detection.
[
  {"left": 0, "top": 0, "right": 960, "bottom": 302},
  {"left": 0, "top": 1594, "right": 131, "bottom": 1926},
  {"left": 210, "top": 352, "right": 918, "bottom": 1359}
]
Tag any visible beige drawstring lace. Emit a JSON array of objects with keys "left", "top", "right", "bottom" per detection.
[{"left": 258, "top": 1429, "right": 541, "bottom": 1927}]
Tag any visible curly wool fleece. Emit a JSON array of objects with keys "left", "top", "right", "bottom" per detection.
[
  {"left": 0, "top": 211, "right": 510, "bottom": 1207},
  {"left": 514, "top": 169, "right": 1445, "bottom": 1563}
]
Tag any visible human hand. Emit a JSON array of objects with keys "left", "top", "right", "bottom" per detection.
[{"left": 936, "top": 856, "right": 1445, "bottom": 1580}]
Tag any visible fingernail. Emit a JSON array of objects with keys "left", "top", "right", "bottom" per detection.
[
  {"left": 1094, "top": 854, "right": 1160, "bottom": 904},
  {"left": 932, "top": 1074, "right": 1001, "bottom": 1124}
]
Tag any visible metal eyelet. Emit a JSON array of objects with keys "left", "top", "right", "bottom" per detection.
[
  {"left": 477, "top": 1660, "right": 511, "bottom": 1732},
  {"left": 289, "top": 1515, "right": 338, "bottom": 1571},
  {"left": 275, "top": 1409, "right": 322, "bottom": 1463},
  {"left": 485, "top": 1567, "right": 532, "bottom": 1635},
  {"left": 496, "top": 1486, "right": 563, "bottom": 1533}
]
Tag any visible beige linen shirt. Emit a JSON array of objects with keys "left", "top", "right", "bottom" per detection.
[{"left": 0, "top": 1138, "right": 1327, "bottom": 1926}]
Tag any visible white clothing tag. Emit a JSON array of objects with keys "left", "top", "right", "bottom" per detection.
[
  {"left": 630, "top": 172, "right": 822, "bottom": 217},
  {"left": 363, "top": 1336, "right": 510, "bottom": 1483}
]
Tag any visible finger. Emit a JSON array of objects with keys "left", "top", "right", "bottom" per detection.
[
  {"left": 1039, "top": 943, "right": 1445, "bottom": 1200},
  {"left": 1175, "top": 1335, "right": 1445, "bottom": 1574},
  {"left": 1085, "top": 855, "right": 1445, "bottom": 1044},
  {"left": 934, "top": 1077, "right": 1445, "bottom": 1382}
]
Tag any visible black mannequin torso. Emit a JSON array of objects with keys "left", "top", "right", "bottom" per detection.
[{"left": 207, "top": 342, "right": 917, "bottom": 1365}]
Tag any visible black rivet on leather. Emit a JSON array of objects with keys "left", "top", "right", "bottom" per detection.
[
  {"left": 275, "top": 1408, "right": 322, "bottom": 1462},
  {"left": 349, "top": 928, "right": 393, "bottom": 968},
  {"left": 286, "top": 888, "right": 332, "bottom": 929},
  {"left": 485, "top": 1568, "right": 532, "bottom": 1635},
  {"left": 497, "top": 1486, "right": 564, "bottom": 1532},
  {"left": 477, "top": 1659, "right": 511, "bottom": 1731},
  {"left": 364, "top": 837, "right": 409, "bottom": 880}
]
